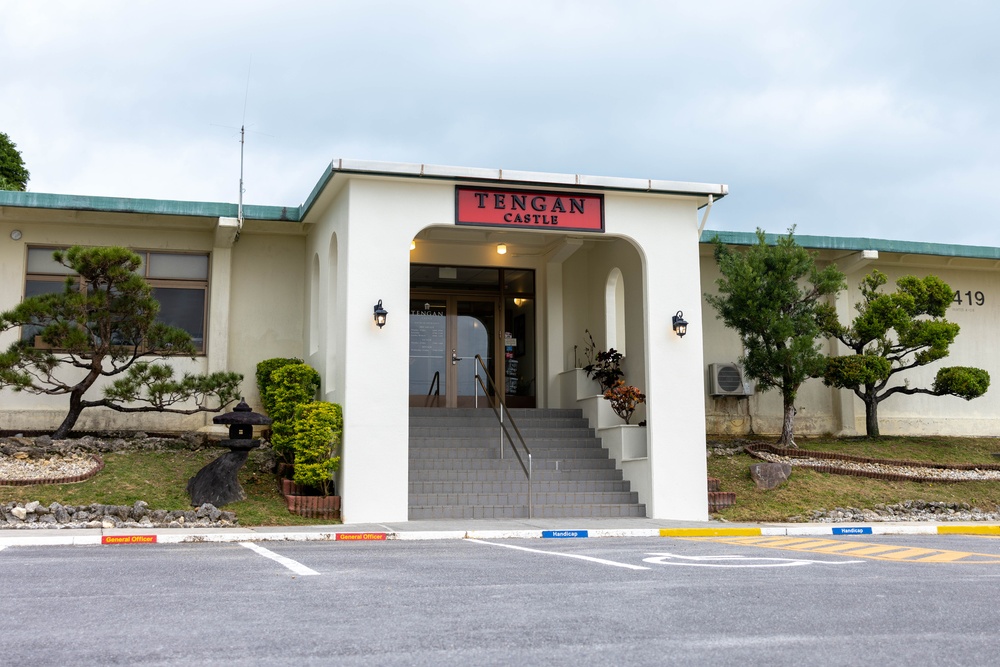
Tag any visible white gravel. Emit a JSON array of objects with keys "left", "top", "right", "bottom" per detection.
[
  {"left": 0, "top": 453, "right": 100, "bottom": 482},
  {"left": 752, "top": 450, "right": 1000, "bottom": 481}
]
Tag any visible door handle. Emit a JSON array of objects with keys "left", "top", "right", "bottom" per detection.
[{"left": 452, "top": 350, "right": 463, "bottom": 365}]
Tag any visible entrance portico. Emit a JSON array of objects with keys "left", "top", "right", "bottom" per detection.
[{"left": 301, "top": 159, "right": 726, "bottom": 524}]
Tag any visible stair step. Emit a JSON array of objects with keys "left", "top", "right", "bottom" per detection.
[
  {"left": 409, "top": 407, "right": 584, "bottom": 419},
  {"left": 409, "top": 426, "right": 596, "bottom": 439},
  {"left": 409, "top": 480, "right": 632, "bottom": 494},
  {"left": 409, "top": 417, "right": 591, "bottom": 429},
  {"left": 408, "top": 504, "right": 647, "bottom": 520},
  {"left": 409, "top": 447, "right": 609, "bottom": 460},
  {"left": 409, "top": 469, "right": 624, "bottom": 482},
  {"left": 409, "top": 457, "right": 617, "bottom": 470},
  {"left": 408, "top": 436, "right": 604, "bottom": 448},
  {"left": 409, "top": 491, "right": 639, "bottom": 506}
]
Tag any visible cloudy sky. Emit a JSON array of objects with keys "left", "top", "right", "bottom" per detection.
[{"left": 4, "top": 1, "right": 999, "bottom": 246}]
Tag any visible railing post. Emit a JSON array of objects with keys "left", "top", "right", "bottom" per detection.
[
  {"left": 528, "top": 453, "right": 533, "bottom": 518},
  {"left": 499, "top": 403, "right": 504, "bottom": 460}
]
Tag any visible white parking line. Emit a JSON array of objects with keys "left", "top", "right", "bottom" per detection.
[
  {"left": 467, "top": 539, "right": 651, "bottom": 570},
  {"left": 239, "top": 542, "right": 320, "bottom": 576}
]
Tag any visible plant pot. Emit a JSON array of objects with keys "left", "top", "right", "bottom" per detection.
[
  {"left": 284, "top": 492, "right": 341, "bottom": 519},
  {"left": 280, "top": 478, "right": 341, "bottom": 519}
]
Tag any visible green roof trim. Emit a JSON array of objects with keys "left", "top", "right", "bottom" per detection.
[
  {"left": 0, "top": 190, "right": 301, "bottom": 222},
  {"left": 702, "top": 229, "right": 1000, "bottom": 261}
]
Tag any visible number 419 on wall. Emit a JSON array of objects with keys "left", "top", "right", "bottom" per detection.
[{"left": 953, "top": 290, "right": 985, "bottom": 306}]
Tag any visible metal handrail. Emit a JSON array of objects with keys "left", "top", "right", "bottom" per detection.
[
  {"left": 424, "top": 371, "right": 441, "bottom": 407},
  {"left": 472, "top": 354, "right": 533, "bottom": 518}
]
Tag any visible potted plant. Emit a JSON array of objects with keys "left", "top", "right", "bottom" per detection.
[
  {"left": 603, "top": 380, "right": 646, "bottom": 424},
  {"left": 281, "top": 400, "right": 342, "bottom": 519}
]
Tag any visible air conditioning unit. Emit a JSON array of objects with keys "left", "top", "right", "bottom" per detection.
[{"left": 708, "top": 363, "right": 752, "bottom": 396}]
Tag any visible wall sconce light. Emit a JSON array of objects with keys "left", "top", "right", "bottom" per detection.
[
  {"left": 373, "top": 299, "right": 388, "bottom": 328},
  {"left": 410, "top": 240, "right": 416, "bottom": 251},
  {"left": 496, "top": 243, "right": 507, "bottom": 255},
  {"left": 671, "top": 310, "right": 688, "bottom": 338},
  {"left": 513, "top": 298, "right": 526, "bottom": 307},
  {"left": 10, "top": 230, "right": 22, "bottom": 241}
]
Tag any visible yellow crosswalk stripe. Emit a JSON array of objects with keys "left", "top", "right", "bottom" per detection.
[{"left": 679, "top": 535, "right": 1000, "bottom": 563}]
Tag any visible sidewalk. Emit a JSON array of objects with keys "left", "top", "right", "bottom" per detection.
[{"left": 3, "top": 517, "right": 1000, "bottom": 547}]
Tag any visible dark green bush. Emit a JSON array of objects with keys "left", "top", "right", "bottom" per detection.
[
  {"left": 268, "top": 363, "right": 321, "bottom": 463},
  {"left": 255, "top": 357, "right": 303, "bottom": 416}
]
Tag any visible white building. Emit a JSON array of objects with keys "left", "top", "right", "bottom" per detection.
[{"left": 1, "top": 159, "right": 995, "bottom": 523}]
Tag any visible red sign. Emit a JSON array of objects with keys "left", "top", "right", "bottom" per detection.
[
  {"left": 102, "top": 535, "right": 157, "bottom": 545},
  {"left": 456, "top": 187, "right": 604, "bottom": 232}
]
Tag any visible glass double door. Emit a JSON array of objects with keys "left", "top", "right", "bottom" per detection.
[{"left": 409, "top": 295, "right": 499, "bottom": 408}]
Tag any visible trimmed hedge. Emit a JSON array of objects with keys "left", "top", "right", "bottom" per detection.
[{"left": 292, "top": 401, "right": 342, "bottom": 496}]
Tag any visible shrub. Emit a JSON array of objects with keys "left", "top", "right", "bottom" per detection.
[
  {"left": 255, "top": 357, "right": 303, "bottom": 416},
  {"left": 292, "top": 401, "right": 343, "bottom": 496},
  {"left": 603, "top": 380, "right": 646, "bottom": 424},
  {"left": 582, "top": 330, "right": 624, "bottom": 392},
  {"left": 268, "top": 363, "right": 321, "bottom": 463}
]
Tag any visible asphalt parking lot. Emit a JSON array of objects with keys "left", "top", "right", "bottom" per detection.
[{"left": 4, "top": 533, "right": 1000, "bottom": 666}]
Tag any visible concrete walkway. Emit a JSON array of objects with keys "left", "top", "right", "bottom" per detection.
[{"left": 3, "top": 517, "right": 1000, "bottom": 547}]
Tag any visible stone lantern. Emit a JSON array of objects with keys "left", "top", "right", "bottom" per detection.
[{"left": 187, "top": 399, "right": 272, "bottom": 507}]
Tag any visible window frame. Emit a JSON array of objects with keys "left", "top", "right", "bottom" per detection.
[{"left": 23, "top": 245, "right": 211, "bottom": 354}]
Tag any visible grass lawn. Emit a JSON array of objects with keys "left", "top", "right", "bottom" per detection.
[
  {"left": 709, "top": 435, "right": 1000, "bottom": 522},
  {"left": 0, "top": 448, "right": 338, "bottom": 527}
]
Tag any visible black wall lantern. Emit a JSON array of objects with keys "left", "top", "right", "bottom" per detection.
[
  {"left": 373, "top": 299, "right": 388, "bottom": 328},
  {"left": 672, "top": 310, "right": 689, "bottom": 338}
]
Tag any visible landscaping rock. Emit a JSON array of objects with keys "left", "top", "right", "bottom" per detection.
[
  {"left": 750, "top": 462, "right": 792, "bottom": 489},
  {"left": 0, "top": 501, "right": 238, "bottom": 530}
]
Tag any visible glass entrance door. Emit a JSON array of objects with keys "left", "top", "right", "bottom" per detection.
[
  {"left": 409, "top": 297, "right": 448, "bottom": 407},
  {"left": 455, "top": 299, "right": 497, "bottom": 407},
  {"left": 409, "top": 296, "right": 498, "bottom": 407}
]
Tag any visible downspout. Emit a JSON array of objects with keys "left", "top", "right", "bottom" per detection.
[{"left": 697, "top": 194, "right": 714, "bottom": 238}]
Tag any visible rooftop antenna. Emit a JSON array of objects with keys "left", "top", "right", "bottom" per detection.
[{"left": 236, "top": 58, "right": 252, "bottom": 241}]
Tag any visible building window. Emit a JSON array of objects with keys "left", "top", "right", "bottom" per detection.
[{"left": 24, "top": 247, "right": 209, "bottom": 352}]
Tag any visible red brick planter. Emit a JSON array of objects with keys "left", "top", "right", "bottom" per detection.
[{"left": 279, "top": 477, "right": 341, "bottom": 519}]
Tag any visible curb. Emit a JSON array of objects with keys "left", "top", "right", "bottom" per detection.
[{"left": 3, "top": 523, "right": 1000, "bottom": 547}]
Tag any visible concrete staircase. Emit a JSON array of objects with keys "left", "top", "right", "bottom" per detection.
[{"left": 409, "top": 407, "right": 646, "bottom": 520}]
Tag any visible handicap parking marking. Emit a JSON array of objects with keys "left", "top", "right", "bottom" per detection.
[
  {"left": 643, "top": 552, "right": 863, "bottom": 568},
  {"left": 680, "top": 535, "right": 1000, "bottom": 563}
]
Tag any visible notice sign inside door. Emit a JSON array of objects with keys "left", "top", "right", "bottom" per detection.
[{"left": 456, "top": 186, "right": 604, "bottom": 232}]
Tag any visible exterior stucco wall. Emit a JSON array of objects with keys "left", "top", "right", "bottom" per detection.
[
  {"left": 306, "top": 177, "right": 456, "bottom": 523},
  {"left": 228, "top": 229, "right": 307, "bottom": 410},
  {"left": 0, "top": 215, "right": 304, "bottom": 433},
  {"left": 556, "top": 193, "right": 709, "bottom": 520}
]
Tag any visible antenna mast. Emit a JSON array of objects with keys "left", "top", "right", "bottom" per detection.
[
  {"left": 238, "top": 123, "right": 245, "bottom": 236},
  {"left": 236, "top": 59, "right": 251, "bottom": 241}
]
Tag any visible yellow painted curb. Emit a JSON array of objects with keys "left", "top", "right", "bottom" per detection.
[
  {"left": 660, "top": 527, "right": 762, "bottom": 537},
  {"left": 936, "top": 525, "right": 1000, "bottom": 535}
]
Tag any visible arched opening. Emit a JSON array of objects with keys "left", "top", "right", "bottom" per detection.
[
  {"left": 326, "top": 233, "right": 339, "bottom": 393},
  {"left": 309, "top": 253, "right": 320, "bottom": 354},
  {"left": 605, "top": 267, "right": 626, "bottom": 357}
]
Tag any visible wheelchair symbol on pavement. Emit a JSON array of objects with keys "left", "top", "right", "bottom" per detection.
[{"left": 643, "top": 552, "right": 863, "bottom": 568}]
